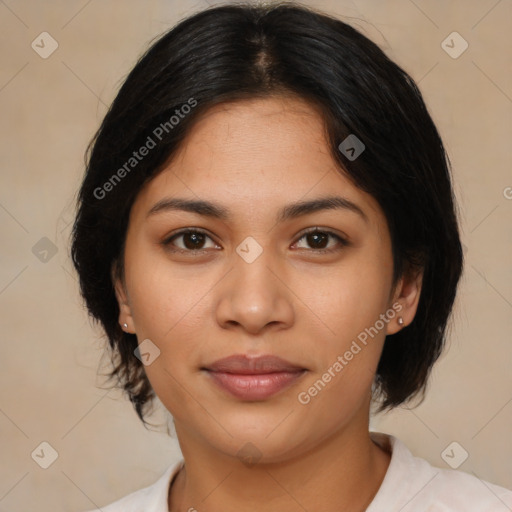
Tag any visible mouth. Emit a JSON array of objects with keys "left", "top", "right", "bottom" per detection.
[{"left": 201, "top": 354, "right": 307, "bottom": 401}]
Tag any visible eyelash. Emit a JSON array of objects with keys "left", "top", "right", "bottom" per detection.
[{"left": 161, "top": 227, "right": 349, "bottom": 255}]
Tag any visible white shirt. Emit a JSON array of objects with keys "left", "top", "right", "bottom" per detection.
[{"left": 83, "top": 432, "right": 512, "bottom": 511}]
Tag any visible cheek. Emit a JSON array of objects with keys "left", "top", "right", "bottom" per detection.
[
  {"left": 125, "top": 238, "right": 229, "bottom": 360},
  {"left": 292, "top": 247, "right": 392, "bottom": 404},
  {"left": 125, "top": 251, "right": 211, "bottom": 417},
  {"left": 295, "top": 289, "right": 386, "bottom": 425},
  {"left": 124, "top": 237, "right": 204, "bottom": 335},
  {"left": 298, "top": 253, "right": 393, "bottom": 341}
]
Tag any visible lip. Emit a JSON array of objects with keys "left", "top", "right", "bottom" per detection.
[
  {"left": 202, "top": 355, "right": 307, "bottom": 401},
  {"left": 204, "top": 354, "right": 306, "bottom": 374}
]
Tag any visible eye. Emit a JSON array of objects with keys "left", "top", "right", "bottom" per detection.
[
  {"left": 162, "top": 228, "right": 219, "bottom": 253},
  {"left": 161, "top": 227, "right": 349, "bottom": 255},
  {"left": 293, "top": 228, "right": 349, "bottom": 254}
]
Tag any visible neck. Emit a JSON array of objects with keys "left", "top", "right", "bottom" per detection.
[{"left": 168, "top": 418, "right": 391, "bottom": 512}]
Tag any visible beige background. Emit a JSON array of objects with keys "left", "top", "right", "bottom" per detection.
[{"left": 0, "top": 0, "right": 511, "bottom": 510}]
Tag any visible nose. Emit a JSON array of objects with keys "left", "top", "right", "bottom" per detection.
[{"left": 215, "top": 246, "right": 295, "bottom": 335}]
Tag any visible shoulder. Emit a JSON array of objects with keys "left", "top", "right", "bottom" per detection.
[
  {"left": 79, "top": 460, "right": 184, "bottom": 512},
  {"left": 424, "top": 465, "right": 512, "bottom": 511},
  {"left": 368, "top": 432, "right": 512, "bottom": 512}
]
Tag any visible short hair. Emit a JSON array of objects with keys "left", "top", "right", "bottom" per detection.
[{"left": 70, "top": 1, "right": 464, "bottom": 426}]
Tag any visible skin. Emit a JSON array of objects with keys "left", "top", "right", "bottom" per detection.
[{"left": 113, "top": 96, "right": 423, "bottom": 512}]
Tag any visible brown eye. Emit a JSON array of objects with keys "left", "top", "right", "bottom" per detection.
[
  {"left": 294, "top": 228, "right": 349, "bottom": 253},
  {"left": 163, "top": 229, "right": 218, "bottom": 252},
  {"left": 305, "top": 232, "right": 329, "bottom": 249}
]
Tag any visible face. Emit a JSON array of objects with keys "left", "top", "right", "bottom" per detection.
[{"left": 114, "top": 96, "right": 420, "bottom": 463}]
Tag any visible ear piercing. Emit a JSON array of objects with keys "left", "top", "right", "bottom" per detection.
[
  {"left": 123, "top": 323, "right": 128, "bottom": 329},
  {"left": 397, "top": 317, "right": 404, "bottom": 326}
]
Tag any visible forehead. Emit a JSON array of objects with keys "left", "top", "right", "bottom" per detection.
[{"left": 130, "top": 96, "right": 383, "bottom": 225}]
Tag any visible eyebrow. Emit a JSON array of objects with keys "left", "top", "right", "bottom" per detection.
[{"left": 147, "top": 195, "right": 368, "bottom": 224}]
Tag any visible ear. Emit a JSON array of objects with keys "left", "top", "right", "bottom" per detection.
[
  {"left": 111, "top": 262, "right": 135, "bottom": 333},
  {"left": 386, "top": 267, "right": 423, "bottom": 335}
]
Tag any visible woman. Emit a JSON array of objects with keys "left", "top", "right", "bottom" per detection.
[{"left": 71, "top": 2, "right": 512, "bottom": 511}]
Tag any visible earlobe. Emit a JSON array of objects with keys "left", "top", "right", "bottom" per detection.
[
  {"left": 112, "top": 263, "right": 135, "bottom": 333},
  {"left": 388, "top": 268, "right": 423, "bottom": 335}
]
